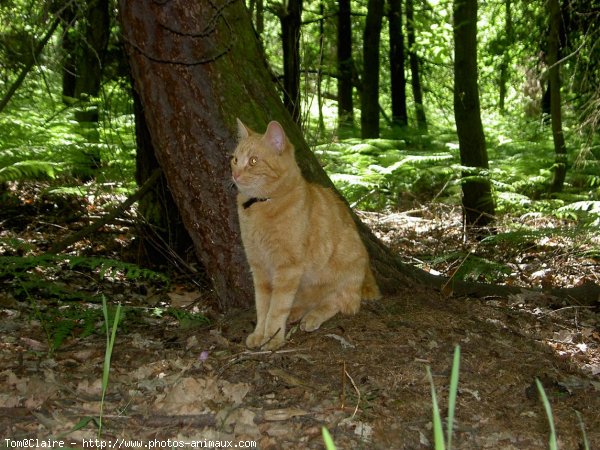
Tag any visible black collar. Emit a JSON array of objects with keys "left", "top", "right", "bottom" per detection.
[{"left": 242, "top": 197, "right": 269, "bottom": 209}]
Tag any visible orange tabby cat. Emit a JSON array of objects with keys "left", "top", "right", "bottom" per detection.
[{"left": 232, "top": 119, "right": 380, "bottom": 350}]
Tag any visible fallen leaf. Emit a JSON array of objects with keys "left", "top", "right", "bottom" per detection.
[{"left": 263, "top": 408, "right": 309, "bottom": 421}]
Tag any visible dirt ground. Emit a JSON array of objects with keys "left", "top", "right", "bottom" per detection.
[{"left": 1, "top": 186, "right": 599, "bottom": 449}]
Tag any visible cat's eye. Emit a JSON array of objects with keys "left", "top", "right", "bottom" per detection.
[
  {"left": 231, "top": 156, "right": 237, "bottom": 164},
  {"left": 249, "top": 156, "right": 258, "bottom": 166}
]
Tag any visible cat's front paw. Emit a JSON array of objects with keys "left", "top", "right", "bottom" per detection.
[
  {"left": 261, "top": 334, "right": 285, "bottom": 351},
  {"left": 245, "top": 331, "right": 265, "bottom": 349}
]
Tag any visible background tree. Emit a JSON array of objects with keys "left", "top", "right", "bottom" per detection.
[
  {"left": 275, "top": 0, "right": 303, "bottom": 123},
  {"left": 337, "top": 0, "right": 354, "bottom": 129},
  {"left": 453, "top": 0, "right": 495, "bottom": 229},
  {"left": 406, "top": 0, "right": 427, "bottom": 130},
  {"left": 497, "top": 0, "right": 513, "bottom": 113},
  {"left": 388, "top": 0, "right": 408, "bottom": 128},
  {"left": 547, "top": 0, "right": 567, "bottom": 193},
  {"left": 249, "top": 0, "right": 265, "bottom": 36},
  {"left": 361, "top": 0, "right": 384, "bottom": 138}
]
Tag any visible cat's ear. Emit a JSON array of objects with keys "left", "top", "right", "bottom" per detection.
[
  {"left": 263, "top": 121, "right": 287, "bottom": 155},
  {"left": 236, "top": 118, "right": 250, "bottom": 140}
]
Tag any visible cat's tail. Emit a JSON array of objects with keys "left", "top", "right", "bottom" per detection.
[{"left": 361, "top": 264, "right": 381, "bottom": 300}]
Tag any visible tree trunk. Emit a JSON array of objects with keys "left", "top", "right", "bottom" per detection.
[
  {"left": 453, "top": 0, "right": 495, "bottom": 230},
  {"left": 61, "top": 3, "right": 77, "bottom": 101},
  {"left": 73, "top": 0, "right": 110, "bottom": 121},
  {"left": 279, "top": 0, "right": 303, "bottom": 124},
  {"left": 547, "top": 0, "right": 567, "bottom": 193},
  {"left": 406, "top": 0, "right": 427, "bottom": 131},
  {"left": 361, "top": 0, "right": 384, "bottom": 138},
  {"left": 337, "top": 0, "right": 354, "bottom": 129},
  {"left": 133, "top": 89, "right": 195, "bottom": 267},
  {"left": 254, "top": 0, "right": 265, "bottom": 36},
  {"left": 388, "top": 0, "right": 408, "bottom": 128},
  {"left": 317, "top": 2, "right": 326, "bottom": 133},
  {"left": 498, "top": 0, "right": 512, "bottom": 113},
  {"left": 63, "top": 0, "right": 110, "bottom": 179}
]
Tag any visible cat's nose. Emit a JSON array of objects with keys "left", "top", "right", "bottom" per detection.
[{"left": 232, "top": 171, "right": 240, "bottom": 182}]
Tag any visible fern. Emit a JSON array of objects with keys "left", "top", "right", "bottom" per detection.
[
  {"left": 428, "top": 252, "right": 511, "bottom": 283},
  {"left": 1, "top": 255, "right": 167, "bottom": 283},
  {"left": 0, "top": 160, "right": 61, "bottom": 183},
  {"left": 2, "top": 255, "right": 168, "bottom": 303}
]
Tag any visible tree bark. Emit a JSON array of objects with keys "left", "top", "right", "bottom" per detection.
[
  {"left": 278, "top": 0, "right": 303, "bottom": 124},
  {"left": 388, "top": 0, "right": 408, "bottom": 128},
  {"left": 361, "top": 0, "right": 384, "bottom": 138},
  {"left": 337, "top": 0, "right": 354, "bottom": 129},
  {"left": 133, "top": 89, "right": 195, "bottom": 266},
  {"left": 73, "top": 0, "right": 110, "bottom": 100},
  {"left": 547, "top": 0, "right": 567, "bottom": 193},
  {"left": 406, "top": 0, "right": 427, "bottom": 131},
  {"left": 453, "top": 0, "right": 495, "bottom": 230}
]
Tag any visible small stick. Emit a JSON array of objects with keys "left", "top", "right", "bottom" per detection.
[
  {"left": 344, "top": 367, "right": 361, "bottom": 419},
  {"left": 340, "top": 360, "right": 346, "bottom": 410}
]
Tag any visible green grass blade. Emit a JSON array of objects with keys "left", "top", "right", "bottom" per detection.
[
  {"left": 427, "top": 366, "right": 446, "bottom": 450},
  {"left": 98, "top": 296, "right": 122, "bottom": 438},
  {"left": 447, "top": 345, "right": 460, "bottom": 450},
  {"left": 322, "top": 426, "right": 337, "bottom": 450},
  {"left": 535, "top": 378, "right": 558, "bottom": 450},
  {"left": 575, "top": 411, "right": 590, "bottom": 450}
]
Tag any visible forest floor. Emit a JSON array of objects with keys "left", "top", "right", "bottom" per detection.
[{"left": 1, "top": 183, "right": 599, "bottom": 449}]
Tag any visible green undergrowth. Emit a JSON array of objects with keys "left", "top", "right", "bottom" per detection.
[
  {"left": 0, "top": 254, "right": 168, "bottom": 302},
  {"left": 0, "top": 251, "right": 210, "bottom": 352},
  {"left": 314, "top": 123, "right": 600, "bottom": 225},
  {"left": 31, "top": 302, "right": 210, "bottom": 353},
  {"left": 311, "top": 119, "right": 600, "bottom": 277},
  {"left": 0, "top": 77, "right": 136, "bottom": 191}
]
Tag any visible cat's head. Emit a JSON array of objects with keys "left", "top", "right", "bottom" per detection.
[{"left": 231, "top": 119, "right": 299, "bottom": 198}]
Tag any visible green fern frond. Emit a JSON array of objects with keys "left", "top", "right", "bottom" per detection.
[
  {"left": 1, "top": 255, "right": 167, "bottom": 283},
  {"left": 0, "top": 160, "right": 61, "bottom": 183},
  {"left": 557, "top": 201, "right": 600, "bottom": 214}
]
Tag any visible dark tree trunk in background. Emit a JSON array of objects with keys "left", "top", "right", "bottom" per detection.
[
  {"left": 73, "top": 0, "right": 110, "bottom": 121},
  {"left": 317, "top": 1, "right": 325, "bottom": 133},
  {"left": 257, "top": 0, "right": 264, "bottom": 36},
  {"left": 118, "top": 0, "right": 422, "bottom": 309},
  {"left": 498, "top": 0, "right": 512, "bottom": 113},
  {"left": 361, "top": 0, "right": 384, "bottom": 138},
  {"left": 388, "top": 0, "right": 408, "bottom": 128},
  {"left": 60, "top": 3, "right": 77, "bottom": 101},
  {"left": 406, "top": 0, "right": 427, "bottom": 131},
  {"left": 278, "top": 0, "right": 303, "bottom": 124},
  {"left": 453, "top": 0, "right": 495, "bottom": 230},
  {"left": 337, "top": 0, "right": 354, "bottom": 129},
  {"left": 252, "top": 0, "right": 265, "bottom": 36},
  {"left": 547, "top": 0, "right": 567, "bottom": 192},
  {"left": 67, "top": 0, "right": 110, "bottom": 178},
  {"left": 133, "top": 90, "right": 196, "bottom": 268}
]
